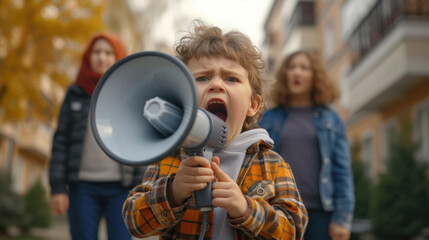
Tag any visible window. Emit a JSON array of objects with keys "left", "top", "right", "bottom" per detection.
[
  {"left": 12, "top": 156, "right": 23, "bottom": 193},
  {"left": 361, "top": 131, "right": 375, "bottom": 179},
  {"left": 415, "top": 99, "right": 429, "bottom": 163},
  {"left": 339, "top": 64, "right": 350, "bottom": 108},
  {"left": 324, "top": 21, "right": 335, "bottom": 58},
  {"left": 40, "top": 170, "right": 49, "bottom": 191},
  {"left": 28, "top": 162, "right": 36, "bottom": 188},
  {"left": 380, "top": 119, "right": 397, "bottom": 173},
  {"left": 0, "top": 138, "right": 3, "bottom": 168}
]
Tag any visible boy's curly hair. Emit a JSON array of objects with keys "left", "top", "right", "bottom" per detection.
[
  {"left": 174, "top": 20, "right": 269, "bottom": 131},
  {"left": 270, "top": 50, "right": 338, "bottom": 107}
]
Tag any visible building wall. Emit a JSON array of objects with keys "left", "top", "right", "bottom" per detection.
[
  {"left": 316, "top": 0, "right": 354, "bottom": 124},
  {"left": 283, "top": 26, "right": 318, "bottom": 56},
  {"left": 347, "top": 111, "right": 382, "bottom": 178},
  {"left": 347, "top": 78, "right": 429, "bottom": 175},
  {"left": 317, "top": 0, "right": 344, "bottom": 61}
]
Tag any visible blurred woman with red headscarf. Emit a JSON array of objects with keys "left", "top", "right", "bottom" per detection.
[{"left": 49, "top": 33, "right": 145, "bottom": 240}]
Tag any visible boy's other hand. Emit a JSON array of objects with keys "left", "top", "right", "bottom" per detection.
[
  {"left": 50, "top": 193, "right": 69, "bottom": 215},
  {"left": 211, "top": 157, "right": 247, "bottom": 218},
  {"left": 171, "top": 156, "right": 215, "bottom": 206}
]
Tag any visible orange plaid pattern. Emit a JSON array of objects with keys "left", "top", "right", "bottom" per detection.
[{"left": 123, "top": 140, "right": 308, "bottom": 239}]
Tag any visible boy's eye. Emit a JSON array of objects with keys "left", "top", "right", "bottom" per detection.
[
  {"left": 196, "top": 76, "right": 209, "bottom": 82},
  {"left": 226, "top": 77, "right": 238, "bottom": 82}
]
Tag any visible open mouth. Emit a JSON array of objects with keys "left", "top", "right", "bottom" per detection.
[
  {"left": 206, "top": 100, "right": 227, "bottom": 122},
  {"left": 293, "top": 80, "right": 301, "bottom": 86}
]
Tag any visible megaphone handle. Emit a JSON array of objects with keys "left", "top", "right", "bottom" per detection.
[{"left": 188, "top": 147, "right": 213, "bottom": 212}]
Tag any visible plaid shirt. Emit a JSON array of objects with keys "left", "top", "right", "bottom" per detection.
[{"left": 123, "top": 140, "right": 308, "bottom": 239}]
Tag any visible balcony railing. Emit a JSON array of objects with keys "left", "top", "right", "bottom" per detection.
[{"left": 349, "top": 0, "right": 429, "bottom": 68}]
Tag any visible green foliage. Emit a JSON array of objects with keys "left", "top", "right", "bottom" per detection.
[
  {"left": 350, "top": 140, "right": 372, "bottom": 220},
  {"left": 0, "top": 0, "right": 105, "bottom": 122},
  {"left": 0, "top": 171, "right": 25, "bottom": 235},
  {"left": 17, "top": 181, "right": 51, "bottom": 233},
  {"left": 370, "top": 118, "right": 429, "bottom": 240}
]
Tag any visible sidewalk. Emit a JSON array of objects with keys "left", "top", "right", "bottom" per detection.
[{"left": 31, "top": 215, "right": 157, "bottom": 240}]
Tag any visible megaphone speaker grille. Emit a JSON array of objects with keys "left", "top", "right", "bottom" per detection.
[{"left": 90, "top": 51, "right": 197, "bottom": 166}]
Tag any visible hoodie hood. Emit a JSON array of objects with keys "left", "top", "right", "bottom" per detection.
[{"left": 218, "top": 128, "right": 274, "bottom": 154}]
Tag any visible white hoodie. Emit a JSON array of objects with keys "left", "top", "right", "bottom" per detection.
[{"left": 211, "top": 128, "right": 274, "bottom": 240}]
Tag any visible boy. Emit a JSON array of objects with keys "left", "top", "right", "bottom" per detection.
[{"left": 122, "top": 21, "right": 308, "bottom": 240}]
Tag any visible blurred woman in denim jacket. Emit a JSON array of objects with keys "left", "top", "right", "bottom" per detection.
[{"left": 259, "top": 50, "right": 354, "bottom": 240}]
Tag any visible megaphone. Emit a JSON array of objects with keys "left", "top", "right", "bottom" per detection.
[{"left": 89, "top": 51, "right": 228, "bottom": 211}]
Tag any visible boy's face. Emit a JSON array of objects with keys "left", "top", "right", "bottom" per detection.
[{"left": 187, "top": 56, "right": 261, "bottom": 144}]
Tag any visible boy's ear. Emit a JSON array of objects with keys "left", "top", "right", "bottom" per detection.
[{"left": 247, "top": 95, "right": 262, "bottom": 117}]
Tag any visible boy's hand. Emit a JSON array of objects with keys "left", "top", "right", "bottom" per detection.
[
  {"left": 171, "top": 155, "right": 215, "bottom": 206},
  {"left": 211, "top": 157, "right": 247, "bottom": 218}
]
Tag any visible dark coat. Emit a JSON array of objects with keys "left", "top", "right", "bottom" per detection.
[{"left": 49, "top": 84, "right": 145, "bottom": 194}]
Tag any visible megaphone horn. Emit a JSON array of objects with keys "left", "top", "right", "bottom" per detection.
[{"left": 90, "top": 51, "right": 198, "bottom": 166}]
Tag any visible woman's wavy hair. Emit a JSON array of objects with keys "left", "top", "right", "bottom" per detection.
[
  {"left": 174, "top": 20, "right": 270, "bottom": 131},
  {"left": 270, "top": 50, "right": 338, "bottom": 107}
]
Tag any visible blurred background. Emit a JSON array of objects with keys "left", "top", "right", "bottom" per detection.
[{"left": 0, "top": 0, "right": 428, "bottom": 239}]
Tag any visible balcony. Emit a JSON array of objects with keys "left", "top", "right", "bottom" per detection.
[
  {"left": 282, "top": 0, "right": 318, "bottom": 54},
  {"left": 344, "top": 0, "right": 429, "bottom": 113},
  {"left": 286, "top": 0, "right": 316, "bottom": 34},
  {"left": 17, "top": 123, "right": 52, "bottom": 161}
]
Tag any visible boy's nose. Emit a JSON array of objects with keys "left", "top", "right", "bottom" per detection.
[{"left": 209, "top": 77, "right": 225, "bottom": 92}]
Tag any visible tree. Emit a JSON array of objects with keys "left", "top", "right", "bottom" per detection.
[
  {"left": 350, "top": 140, "right": 372, "bottom": 220},
  {"left": 370, "top": 117, "right": 429, "bottom": 240},
  {"left": 0, "top": 171, "right": 25, "bottom": 236},
  {"left": 350, "top": 140, "right": 373, "bottom": 240},
  {"left": 17, "top": 181, "right": 51, "bottom": 234},
  {"left": 0, "top": 0, "right": 105, "bottom": 123}
]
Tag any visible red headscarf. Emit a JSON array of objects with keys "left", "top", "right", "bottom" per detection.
[{"left": 74, "top": 32, "right": 127, "bottom": 95}]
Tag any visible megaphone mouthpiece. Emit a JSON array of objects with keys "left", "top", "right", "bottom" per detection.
[
  {"left": 143, "top": 97, "right": 183, "bottom": 137},
  {"left": 143, "top": 96, "right": 228, "bottom": 212}
]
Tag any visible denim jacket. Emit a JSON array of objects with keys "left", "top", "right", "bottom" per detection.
[{"left": 259, "top": 105, "right": 354, "bottom": 229}]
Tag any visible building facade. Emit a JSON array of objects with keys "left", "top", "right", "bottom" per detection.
[
  {"left": 262, "top": 0, "right": 429, "bottom": 180},
  {"left": 263, "top": 0, "right": 319, "bottom": 73}
]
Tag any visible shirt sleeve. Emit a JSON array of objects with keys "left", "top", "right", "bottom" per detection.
[
  {"left": 229, "top": 150, "right": 308, "bottom": 239},
  {"left": 49, "top": 90, "right": 72, "bottom": 195},
  {"left": 331, "top": 117, "right": 355, "bottom": 229},
  {"left": 122, "top": 157, "right": 185, "bottom": 238}
]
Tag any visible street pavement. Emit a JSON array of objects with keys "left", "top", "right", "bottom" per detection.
[{"left": 31, "top": 215, "right": 158, "bottom": 240}]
